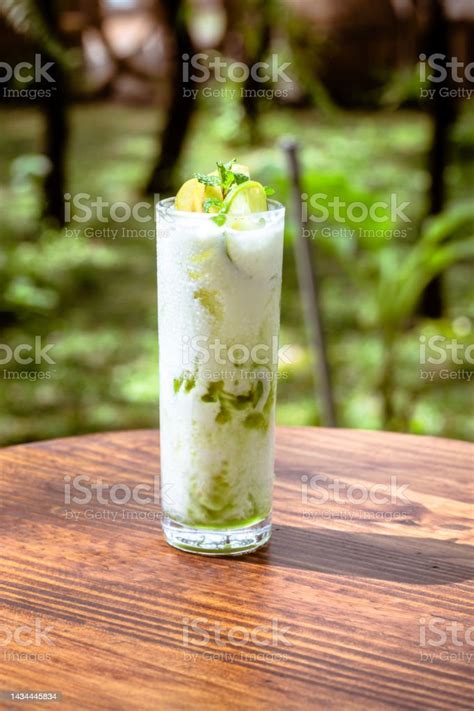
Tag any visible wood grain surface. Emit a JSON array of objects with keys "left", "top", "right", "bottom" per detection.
[{"left": 0, "top": 427, "right": 473, "bottom": 711}]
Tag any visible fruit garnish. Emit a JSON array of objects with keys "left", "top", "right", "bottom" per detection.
[
  {"left": 194, "top": 159, "right": 250, "bottom": 211},
  {"left": 175, "top": 160, "right": 275, "bottom": 222},
  {"left": 222, "top": 180, "right": 268, "bottom": 216},
  {"left": 175, "top": 178, "right": 222, "bottom": 212}
]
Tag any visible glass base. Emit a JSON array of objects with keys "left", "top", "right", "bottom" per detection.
[{"left": 161, "top": 514, "right": 272, "bottom": 556}]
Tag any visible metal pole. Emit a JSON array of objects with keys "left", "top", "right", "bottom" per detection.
[{"left": 282, "top": 138, "right": 337, "bottom": 427}]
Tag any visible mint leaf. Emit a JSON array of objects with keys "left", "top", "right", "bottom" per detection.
[
  {"left": 216, "top": 161, "right": 236, "bottom": 195},
  {"left": 193, "top": 162, "right": 275, "bottom": 215},
  {"left": 216, "top": 161, "right": 228, "bottom": 184},
  {"left": 233, "top": 172, "right": 249, "bottom": 185},
  {"left": 212, "top": 213, "right": 226, "bottom": 226},
  {"left": 223, "top": 158, "right": 236, "bottom": 171},
  {"left": 194, "top": 173, "right": 221, "bottom": 187},
  {"left": 203, "top": 197, "right": 223, "bottom": 213}
]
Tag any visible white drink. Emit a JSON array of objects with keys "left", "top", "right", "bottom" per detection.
[{"left": 157, "top": 174, "right": 284, "bottom": 554}]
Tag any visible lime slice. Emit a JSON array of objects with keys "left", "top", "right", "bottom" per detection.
[{"left": 223, "top": 181, "right": 268, "bottom": 216}]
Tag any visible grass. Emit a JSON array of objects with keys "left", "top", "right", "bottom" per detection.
[{"left": 0, "top": 101, "right": 472, "bottom": 445}]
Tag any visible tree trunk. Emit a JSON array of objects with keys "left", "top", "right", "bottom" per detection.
[
  {"left": 240, "top": 1, "right": 272, "bottom": 143},
  {"left": 37, "top": 0, "right": 69, "bottom": 227},
  {"left": 146, "top": 0, "right": 196, "bottom": 194},
  {"left": 419, "top": 0, "right": 457, "bottom": 317}
]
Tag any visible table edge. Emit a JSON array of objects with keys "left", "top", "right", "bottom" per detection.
[{"left": 1, "top": 426, "right": 472, "bottom": 455}]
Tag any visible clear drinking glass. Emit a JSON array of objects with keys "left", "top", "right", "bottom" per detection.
[{"left": 156, "top": 197, "right": 285, "bottom": 555}]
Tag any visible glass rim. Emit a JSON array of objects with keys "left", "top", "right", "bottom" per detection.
[{"left": 156, "top": 196, "right": 285, "bottom": 221}]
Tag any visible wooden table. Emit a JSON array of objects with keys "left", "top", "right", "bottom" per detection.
[{"left": 0, "top": 428, "right": 472, "bottom": 710}]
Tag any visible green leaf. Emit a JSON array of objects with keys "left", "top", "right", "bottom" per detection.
[
  {"left": 193, "top": 173, "right": 221, "bottom": 187},
  {"left": 233, "top": 173, "right": 250, "bottom": 185},
  {"left": 421, "top": 203, "right": 474, "bottom": 245},
  {"left": 216, "top": 161, "right": 235, "bottom": 194},
  {"left": 264, "top": 186, "right": 275, "bottom": 196},
  {"left": 198, "top": 160, "right": 276, "bottom": 212},
  {"left": 203, "top": 197, "right": 223, "bottom": 213},
  {"left": 216, "top": 161, "right": 228, "bottom": 184},
  {"left": 223, "top": 159, "right": 237, "bottom": 171}
]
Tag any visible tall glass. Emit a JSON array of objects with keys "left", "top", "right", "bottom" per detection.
[{"left": 156, "top": 198, "right": 285, "bottom": 555}]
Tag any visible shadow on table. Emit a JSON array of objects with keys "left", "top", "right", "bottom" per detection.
[{"left": 246, "top": 525, "right": 474, "bottom": 585}]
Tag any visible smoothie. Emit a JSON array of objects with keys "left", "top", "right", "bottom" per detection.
[{"left": 157, "top": 161, "right": 284, "bottom": 553}]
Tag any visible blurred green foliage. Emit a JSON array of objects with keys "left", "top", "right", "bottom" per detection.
[{"left": 0, "top": 102, "right": 473, "bottom": 445}]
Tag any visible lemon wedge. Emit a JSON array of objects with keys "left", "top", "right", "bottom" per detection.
[{"left": 175, "top": 178, "right": 222, "bottom": 212}]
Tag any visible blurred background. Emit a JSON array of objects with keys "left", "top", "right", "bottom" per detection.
[{"left": 0, "top": 0, "right": 473, "bottom": 446}]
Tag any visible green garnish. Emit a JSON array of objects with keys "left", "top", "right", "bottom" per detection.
[
  {"left": 196, "top": 159, "right": 250, "bottom": 198},
  {"left": 216, "top": 160, "right": 236, "bottom": 193},
  {"left": 203, "top": 197, "right": 224, "bottom": 213},
  {"left": 193, "top": 173, "right": 221, "bottom": 187},
  {"left": 198, "top": 376, "right": 273, "bottom": 429},
  {"left": 191, "top": 160, "right": 275, "bottom": 224},
  {"left": 173, "top": 370, "right": 196, "bottom": 394},
  {"left": 234, "top": 172, "right": 251, "bottom": 185}
]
